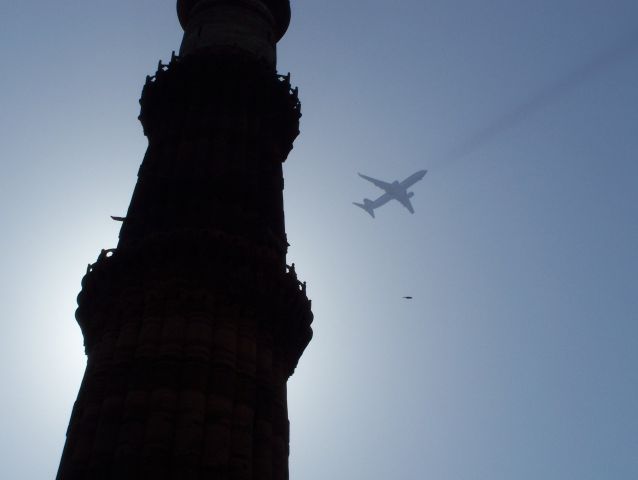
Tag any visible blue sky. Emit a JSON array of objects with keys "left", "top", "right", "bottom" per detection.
[{"left": 1, "top": 1, "right": 637, "bottom": 478}]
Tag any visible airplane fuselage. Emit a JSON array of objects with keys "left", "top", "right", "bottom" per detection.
[{"left": 387, "top": 180, "right": 411, "bottom": 205}]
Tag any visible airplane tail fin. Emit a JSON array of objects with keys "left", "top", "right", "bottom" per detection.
[{"left": 353, "top": 199, "right": 376, "bottom": 218}]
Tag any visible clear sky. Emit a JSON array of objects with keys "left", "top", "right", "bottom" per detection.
[{"left": 1, "top": 1, "right": 637, "bottom": 478}]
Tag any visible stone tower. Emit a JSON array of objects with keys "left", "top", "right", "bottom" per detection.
[{"left": 56, "top": 1, "right": 313, "bottom": 478}]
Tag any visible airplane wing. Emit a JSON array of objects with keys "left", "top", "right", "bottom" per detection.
[
  {"left": 396, "top": 196, "right": 415, "bottom": 214},
  {"left": 358, "top": 173, "right": 393, "bottom": 192},
  {"left": 400, "top": 170, "right": 427, "bottom": 189}
]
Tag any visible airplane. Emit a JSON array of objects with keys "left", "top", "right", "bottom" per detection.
[{"left": 353, "top": 169, "right": 427, "bottom": 218}]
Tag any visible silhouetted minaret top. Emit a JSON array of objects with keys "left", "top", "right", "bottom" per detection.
[
  {"left": 177, "top": 0, "right": 291, "bottom": 66},
  {"left": 116, "top": 0, "right": 302, "bottom": 260}
]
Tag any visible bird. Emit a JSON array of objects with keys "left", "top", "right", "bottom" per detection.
[
  {"left": 402, "top": 296, "right": 413, "bottom": 300},
  {"left": 111, "top": 216, "right": 126, "bottom": 222}
]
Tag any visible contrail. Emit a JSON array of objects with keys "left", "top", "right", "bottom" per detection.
[{"left": 436, "top": 29, "right": 638, "bottom": 167}]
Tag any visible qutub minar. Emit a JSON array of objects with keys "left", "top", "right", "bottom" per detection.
[{"left": 57, "top": 1, "right": 313, "bottom": 478}]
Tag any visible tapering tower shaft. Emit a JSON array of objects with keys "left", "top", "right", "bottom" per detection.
[{"left": 57, "top": 1, "right": 312, "bottom": 479}]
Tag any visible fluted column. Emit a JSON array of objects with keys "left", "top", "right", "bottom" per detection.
[{"left": 57, "top": 1, "right": 311, "bottom": 478}]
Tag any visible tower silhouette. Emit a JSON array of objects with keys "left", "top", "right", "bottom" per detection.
[{"left": 57, "top": 1, "right": 313, "bottom": 478}]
